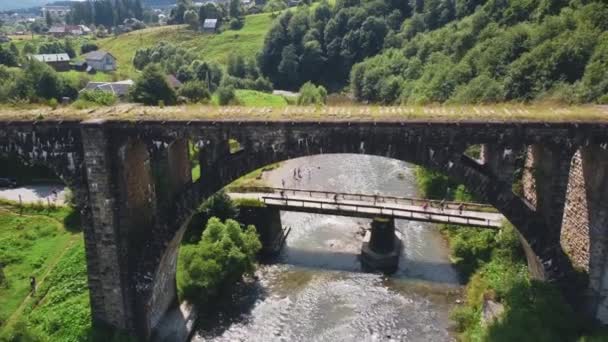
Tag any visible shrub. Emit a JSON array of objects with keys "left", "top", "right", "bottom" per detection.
[
  {"left": 254, "top": 77, "right": 273, "bottom": 93},
  {"left": 229, "top": 17, "right": 245, "bottom": 30},
  {"left": 80, "top": 43, "right": 99, "bottom": 54},
  {"left": 48, "top": 98, "right": 59, "bottom": 109},
  {"left": 178, "top": 81, "right": 211, "bottom": 103},
  {"left": 77, "top": 89, "right": 118, "bottom": 106},
  {"left": 217, "top": 85, "right": 236, "bottom": 105},
  {"left": 297, "top": 82, "right": 327, "bottom": 105}
]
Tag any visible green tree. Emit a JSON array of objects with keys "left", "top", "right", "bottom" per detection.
[
  {"left": 254, "top": 77, "right": 274, "bottom": 92},
  {"left": 297, "top": 82, "right": 327, "bottom": 105},
  {"left": 184, "top": 9, "right": 199, "bottom": 30},
  {"left": 64, "top": 39, "right": 76, "bottom": 58},
  {"left": 38, "top": 40, "right": 66, "bottom": 54},
  {"left": 178, "top": 80, "right": 211, "bottom": 103},
  {"left": 171, "top": 0, "right": 193, "bottom": 24},
  {"left": 45, "top": 10, "right": 54, "bottom": 27},
  {"left": 217, "top": 85, "right": 236, "bottom": 105},
  {"left": 451, "top": 74, "right": 505, "bottom": 104},
  {"left": 0, "top": 46, "right": 18, "bottom": 67},
  {"left": 80, "top": 43, "right": 99, "bottom": 54},
  {"left": 193, "top": 61, "right": 223, "bottom": 91},
  {"left": 37, "top": 68, "right": 63, "bottom": 100},
  {"left": 8, "top": 43, "right": 19, "bottom": 60},
  {"left": 229, "top": 0, "right": 242, "bottom": 18},
  {"left": 23, "top": 42, "right": 36, "bottom": 55},
  {"left": 299, "top": 40, "right": 325, "bottom": 83},
  {"left": 278, "top": 44, "right": 299, "bottom": 89},
  {"left": 264, "top": 0, "right": 287, "bottom": 14},
  {"left": 178, "top": 217, "right": 261, "bottom": 304},
  {"left": 227, "top": 54, "right": 247, "bottom": 78},
  {"left": 130, "top": 64, "right": 177, "bottom": 105}
]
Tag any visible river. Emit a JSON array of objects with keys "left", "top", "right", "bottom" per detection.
[{"left": 191, "top": 154, "right": 461, "bottom": 342}]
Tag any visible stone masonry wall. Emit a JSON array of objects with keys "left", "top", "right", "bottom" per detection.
[
  {"left": 561, "top": 146, "right": 608, "bottom": 323},
  {"left": 561, "top": 151, "right": 591, "bottom": 271}
]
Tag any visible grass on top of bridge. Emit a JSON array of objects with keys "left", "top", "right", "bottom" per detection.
[{"left": 0, "top": 104, "right": 607, "bottom": 123}]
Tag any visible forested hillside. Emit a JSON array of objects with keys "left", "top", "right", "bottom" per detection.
[{"left": 259, "top": 0, "right": 608, "bottom": 104}]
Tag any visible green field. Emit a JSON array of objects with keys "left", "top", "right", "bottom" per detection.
[
  {"left": 0, "top": 202, "right": 91, "bottom": 341},
  {"left": 234, "top": 90, "right": 289, "bottom": 107},
  {"left": 208, "top": 89, "right": 288, "bottom": 107},
  {"left": 98, "top": 13, "right": 276, "bottom": 79}
]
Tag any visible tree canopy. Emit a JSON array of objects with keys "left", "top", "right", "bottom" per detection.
[
  {"left": 178, "top": 217, "right": 261, "bottom": 304},
  {"left": 130, "top": 63, "right": 177, "bottom": 106},
  {"left": 258, "top": 0, "right": 608, "bottom": 104}
]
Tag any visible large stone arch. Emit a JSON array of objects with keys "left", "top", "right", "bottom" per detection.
[{"left": 139, "top": 124, "right": 575, "bottom": 338}]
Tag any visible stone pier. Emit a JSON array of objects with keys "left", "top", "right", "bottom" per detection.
[
  {"left": 360, "top": 218, "right": 402, "bottom": 274},
  {"left": 238, "top": 206, "right": 286, "bottom": 256}
]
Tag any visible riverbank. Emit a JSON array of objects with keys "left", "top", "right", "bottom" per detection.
[{"left": 414, "top": 167, "right": 608, "bottom": 341}]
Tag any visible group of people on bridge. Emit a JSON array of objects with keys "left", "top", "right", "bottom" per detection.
[{"left": 275, "top": 188, "right": 467, "bottom": 216}]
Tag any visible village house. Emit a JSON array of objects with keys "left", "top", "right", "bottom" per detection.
[
  {"left": 203, "top": 18, "right": 218, "bottom": 33},
  {"left": 82, "top": 50, "right": 117, "bottom": 72},
  {"left": 30, "top": 53, "right": 71, "bottom": 71},
  {"left": 47, "top": 25, "right": 86, "bottom": 38}
]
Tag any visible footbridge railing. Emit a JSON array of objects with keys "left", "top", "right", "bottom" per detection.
[
  {"left": 258, "top": 194, "right": 503, "bottom": 228},
  {"left": 266, "top": 187, "right": 497, "bottom": 212}
]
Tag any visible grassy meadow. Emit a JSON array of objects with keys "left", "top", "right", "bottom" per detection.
[
  {"left": 208, "top": 89, "right": 289, "bottom": 107},
  {"left": 0, "top": 201, "right": 91, "bottom": 341},
  {"left": 98, "top": 13, "right": 276, "bottom": 79}
]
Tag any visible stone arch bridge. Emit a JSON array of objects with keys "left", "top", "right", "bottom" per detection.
[{"left": 1, "top": 117, "right": 608, "bottom": 338}]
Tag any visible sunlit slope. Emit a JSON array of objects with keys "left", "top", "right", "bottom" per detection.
[{"left": 98, "top": 13, "right": 275, "bottom": 79}]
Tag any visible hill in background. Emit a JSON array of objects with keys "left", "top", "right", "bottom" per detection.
[
  {"left": 98, "top": 13, "right": 273, "bottom": 79},
  {"left": 0, "top": 0, "right": 174, "bottom": 11},
  {"left": 258, "top": 0, "right": 608, "bottom": 105},
  {"left": 0, "top": 0, "right": 50, "bottom": 11}
]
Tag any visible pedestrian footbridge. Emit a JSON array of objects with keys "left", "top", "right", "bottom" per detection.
[{"left": 230, "top": 188, "right": 504, "bottom": 228}]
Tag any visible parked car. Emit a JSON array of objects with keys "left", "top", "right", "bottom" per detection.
[{"left": 0, "top": 178, "right": 17, "bottom": 188}]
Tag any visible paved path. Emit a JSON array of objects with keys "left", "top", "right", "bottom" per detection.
[
  {"left": 0, "top": 185, "right": 67, "bottom": 205},
  {"left": 229, "top": 191, "right": 504, "bottom": 228}
]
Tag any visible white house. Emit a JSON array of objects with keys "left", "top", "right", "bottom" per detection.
[
  {"left": 203, "top": 19, "right": 218, "bottom": 33},
  {"left": 82, "top": 50, "right": 117, "bottom": 72}
]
